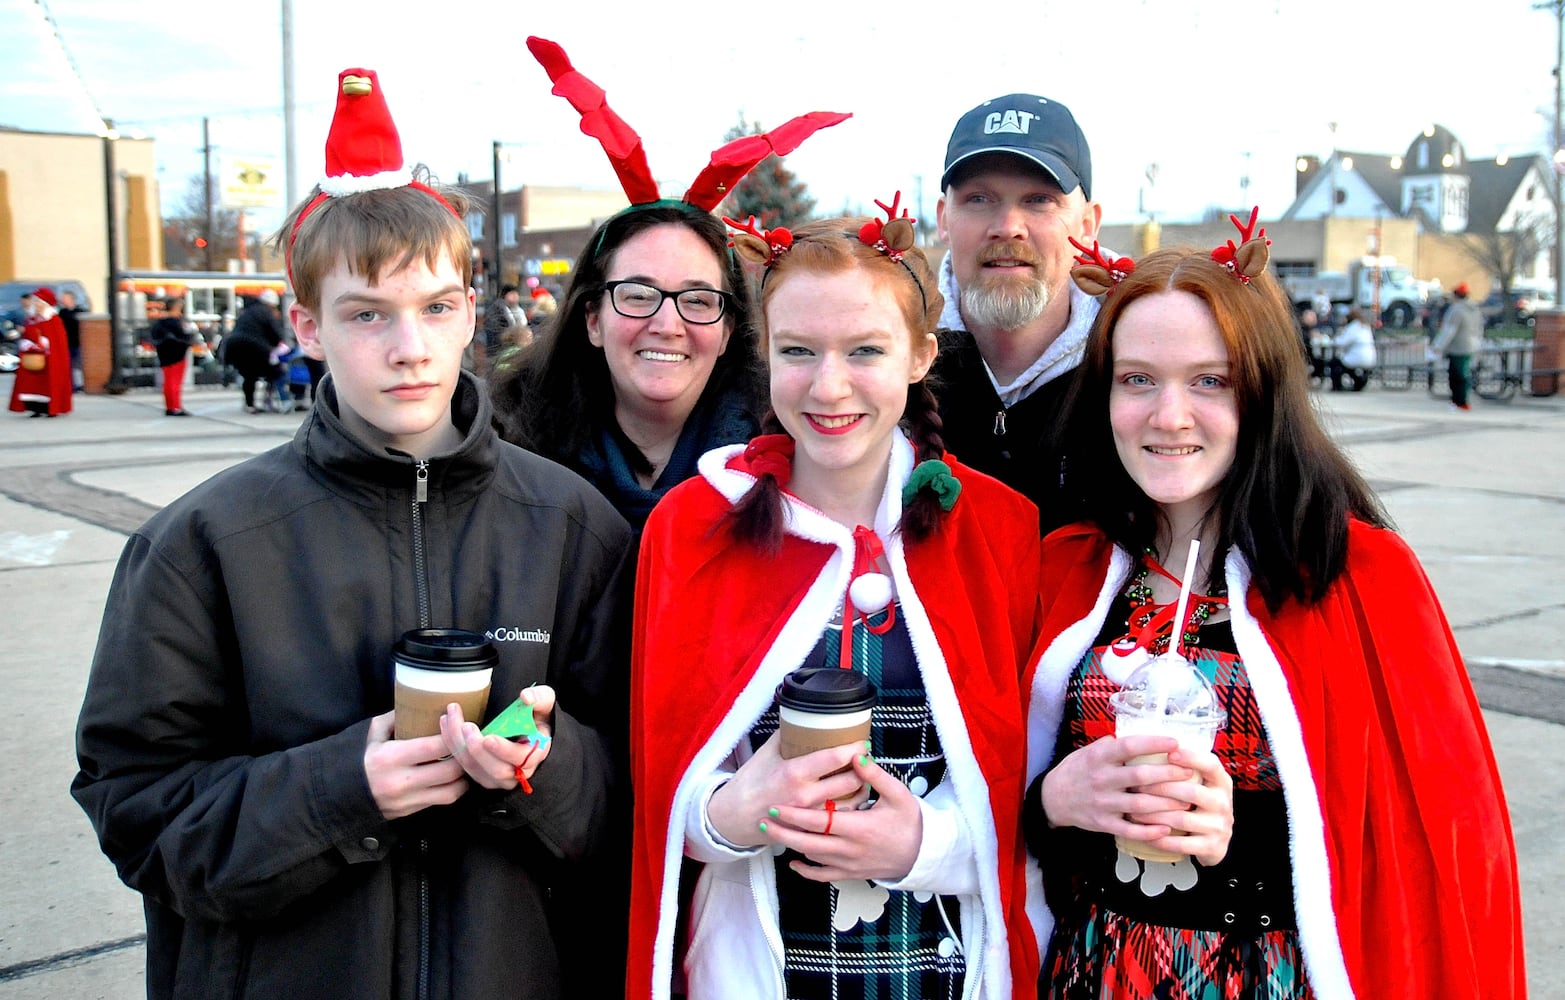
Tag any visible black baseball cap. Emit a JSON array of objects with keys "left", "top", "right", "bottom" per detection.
[{"left": 941, "top": 94, "right": 1092, "bottom": 200}]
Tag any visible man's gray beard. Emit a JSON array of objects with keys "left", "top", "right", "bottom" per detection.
[{"left": 961, "top": 277, "right": 1050, "bottom": 331}]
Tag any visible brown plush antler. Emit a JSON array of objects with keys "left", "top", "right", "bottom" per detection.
[
  {"left": 1068, "top": 237, "right": 1136, "bottom": 296},
  {"left": 722, "top": 214, "right": 793, "bottom": 267},
  {"left": 857, "top": 191, "right": 917, "bottom": 261},
  {"left": 1211, "top": 206, "right": 1271, "bottom": 283}
]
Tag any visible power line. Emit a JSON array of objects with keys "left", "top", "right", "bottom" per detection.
[{"left": 32, "top": 0, "right": 104, "bottom": 124}]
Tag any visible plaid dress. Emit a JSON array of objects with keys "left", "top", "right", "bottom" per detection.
[
  {"left": 1037, "top": 593, "right": 1314, "bottom": 1000},
  {"left": 748, "top": 606, "right": 967, "bottom": 1000}
]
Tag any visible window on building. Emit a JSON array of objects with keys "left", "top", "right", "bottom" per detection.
[
  {"left": 502, "top": 213, "right": 518, "bottom": 248},
  {"left": 466, "top": 214, "right": 484, "bottom": 242}
]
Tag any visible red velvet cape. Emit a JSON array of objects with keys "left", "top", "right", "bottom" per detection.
[
  {"left": 1027, "top": 522, "right": 1525, "bottom": 998},
  {"left": 629, "top": 452, "right": 1042, "bottom": 999}
]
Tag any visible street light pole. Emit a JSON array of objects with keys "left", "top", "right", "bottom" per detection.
[
  {"left": 102, "top": 120, "right": 124, "bottom": 392},
  {"left": 490, "top": 141, "right": 503, "bottom": 304},
  {"left": 1541, "top": 0, "right": 1565, "bottom": 305}
]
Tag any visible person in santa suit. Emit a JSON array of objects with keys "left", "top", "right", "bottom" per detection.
[
  {"left": 1022, "top": 218, "right": 1524, "bottom": 999},
  {"left": 630, "top": 201, "right": 1043, "bottom": 1000},
  {"left": 8, "top": 287, "right": 73, "bottom": 417}
]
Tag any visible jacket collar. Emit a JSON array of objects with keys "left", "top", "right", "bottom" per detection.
[{"left": 293, "top": 370, "right": 498, "bottom": 503}]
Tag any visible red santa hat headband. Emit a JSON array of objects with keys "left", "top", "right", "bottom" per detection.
[
  {"left": 526, "top": 36, "right": 850, "bottom": 216},
  {"left": 286, "top": 69, "right": 461, "bottom": 283}
]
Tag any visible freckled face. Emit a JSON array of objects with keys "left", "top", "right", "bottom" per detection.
[
  {"left": 291, "top": 253, "right": 474, "bottom": 459},
  {"left": 1108, "top": 290, "right": 1239, "bottom": 526},
  {"left": 766, "top": 268, "right": 936, "bottom": 492}
]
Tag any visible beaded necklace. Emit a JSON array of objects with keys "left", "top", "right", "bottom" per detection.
[{"left": 1122, "top": 549, "right": 1228, "bottom": 655}]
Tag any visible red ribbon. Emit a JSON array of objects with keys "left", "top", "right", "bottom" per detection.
[
  {"left": 742, "top": 434, "right": 795, "bottom": 487},
  {"left": 838, "top": 526, "right": 897, "bottom": 670}
]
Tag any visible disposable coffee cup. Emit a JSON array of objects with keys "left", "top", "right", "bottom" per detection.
[
  {"left": 776, "top": 668, "right": 876, "bottom": 764},
  {"left": 1108, "top": 652, "right": 1227, "bottom": 862},
  {"left": 392, "top": 628, "right": 498, "bottom": 740}
]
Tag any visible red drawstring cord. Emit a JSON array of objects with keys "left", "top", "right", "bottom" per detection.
[
  {"left": 512, "top": 740, "right": 542, "bottom": 794},
  {"left": 838, "top": 526, "right": 896, "bottom": 670}
]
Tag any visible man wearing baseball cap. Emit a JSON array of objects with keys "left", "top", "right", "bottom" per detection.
[{"left": 931, "top": 94, "right": 1104, "bottom": 531}]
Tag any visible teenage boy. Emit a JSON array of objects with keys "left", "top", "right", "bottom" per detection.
[{"left": 71, "top": 70, "right": 632, "bottom": 1000}]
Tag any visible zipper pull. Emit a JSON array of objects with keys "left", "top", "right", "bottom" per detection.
[
  {"left": 993, "top": 409, "right": 1007, "bottom": 436},
  {"left": 415, "top": 460, "right": 429, "bottom": 503}
]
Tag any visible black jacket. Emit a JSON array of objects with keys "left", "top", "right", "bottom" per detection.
[
  {"left": 929, "top": 329, "right": 1084, "bottom": 534},
  {"left": 72, "top": 373, "right": 634, "bottom": 1000},
  {"left": 149, "top": 316, "right": 197, "bottom": 367}
]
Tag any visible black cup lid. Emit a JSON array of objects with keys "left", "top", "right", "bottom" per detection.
[
  {"left": 778, "top": 667, "right": 876, "bottom": 713},
  {"left": 393, "top": 628, "right": 499, "bottom": 671}
]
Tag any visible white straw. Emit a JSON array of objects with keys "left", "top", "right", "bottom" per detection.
[{"left": 1171, "top": 539, "right": 1201, "bottom": 658}]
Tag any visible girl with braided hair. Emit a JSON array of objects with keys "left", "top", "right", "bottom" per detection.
[{"left": 629, "top": 203, "right": 1043, "bottom": 999}]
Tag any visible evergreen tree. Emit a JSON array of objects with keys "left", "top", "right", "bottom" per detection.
[{"left": 720, "top": 115, "right": 817, "bottom": 229}]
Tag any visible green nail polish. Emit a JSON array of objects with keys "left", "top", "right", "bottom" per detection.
[
  {"left": 768, "top": 807, "right": 780, "bottom": 818},
  {"left": 863, "top": 740, "right": 872, "bottom": 751},
  {"left": 860, "top": 754, "right": 872, "bottom": 766},
  {"left": 758, "top": 821, "right": 768, "bottom": 834}
]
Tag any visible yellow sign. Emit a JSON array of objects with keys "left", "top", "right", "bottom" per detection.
[{"left": 220, "top": 155, "right": 283, "bottom": 209}]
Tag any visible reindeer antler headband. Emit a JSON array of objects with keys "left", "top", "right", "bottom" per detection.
[
  {"left": 527, "top": 36, "right": 849, "bottom": 229},
  {"left": 1069, "top": 206, "right": 1272, "bottom": 296},
  {"left": 724, "top": 192, "right": 926, "bottom": 313}
]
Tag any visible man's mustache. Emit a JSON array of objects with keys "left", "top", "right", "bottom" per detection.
[{"left": 977, "top": 241, "right": 1045, "bottom": 268}]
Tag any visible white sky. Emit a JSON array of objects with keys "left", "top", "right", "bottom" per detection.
[{"left": 3, "top": 0, "right": 1559, "bottom": 234}]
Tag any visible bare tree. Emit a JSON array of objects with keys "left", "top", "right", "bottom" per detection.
[
  {"left": 162, "top": 175, "right": 244, "bottom": 270},
  {"left": 1458, "top": 211, "right": 1550, "bottom": 324}
]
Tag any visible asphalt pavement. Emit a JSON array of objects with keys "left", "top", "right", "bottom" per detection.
[{"left": 0, "top": 376, "right": 1561, "bottom": 998}]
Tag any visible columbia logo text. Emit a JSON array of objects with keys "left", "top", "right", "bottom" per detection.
[
  {"left": 486, "top": 627, "right": 551, "bottom": 644},
  {"left": 984, "top": 110, "right": 1039, "bottom": 135}
]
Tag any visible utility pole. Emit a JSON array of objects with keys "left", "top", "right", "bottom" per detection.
[
  {"left": 202, "top": 118, "right": 215, "bottom": 271},
  {"left": 102, "top": 120, "right": 124, "bottom": 391},
  {"left": 490, "top": 140, "right": 503, "bottom": 304},
  {"left": 1539, "top": 0, "right": 1564, "bottom": 305},
  {"left": 282, "top": 0, "right": 298, "bottom": 209}
]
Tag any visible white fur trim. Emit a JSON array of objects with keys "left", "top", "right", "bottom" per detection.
[
  {"left": 1021, "top": 544, "right": 1132, "bottom": 958},
  {"left": 1224, "top": 552, "right": 1356, "bottom": 999},
  {"left": 666, "top": 431, "right": 1011, "bottom": 999},
  {"left": 318, "top": 168, "right": 412, "bottom": 197}
]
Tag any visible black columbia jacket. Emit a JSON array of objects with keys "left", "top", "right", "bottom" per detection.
[{"left": 73, "top": 373, "right": 633, "bottom": 999}]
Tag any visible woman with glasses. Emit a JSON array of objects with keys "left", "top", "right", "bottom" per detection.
[{"left": 488, "top": 204, "right": 762, "bottom": 535}]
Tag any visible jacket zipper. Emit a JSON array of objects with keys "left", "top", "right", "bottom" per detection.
[
  {"left": 412, "top": 460, "right": 431, "bottom": 628},
  {"left": 413, "top": 461, "right": 432, "bottom": 1000},
  {"left": 417, "top": 838, "right": 431, "bottom": 1000},
  {"left": 992, "top": 408, "right": 1007, "bottom": 436}
]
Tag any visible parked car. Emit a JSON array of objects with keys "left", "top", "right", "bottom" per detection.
[{"left": 1481, "top": 287, "right": 1555, "bottom": 328}]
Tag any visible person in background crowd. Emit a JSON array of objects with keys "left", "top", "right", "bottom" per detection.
[
  {"left": 148, "top": 295, "right": 199, "bottom": 416},
  {"left": 8, "top": 288, "right": 72, "bottom": 417},
  {"left": 57, "top": 289, "right": 85, "bottom": 392},
  {"left": 1024, "top": 223, "right": 1523, "bottom": 998},
  {"left": 931, "top": 93, "right": 1106, "bottom": 531},
  {"left": 483, "top": 283, "right": 530, "bottom": 359},
  {"left": 224, "top": 288, "right": 289, "bottom": 413},
  {"left": 1432, "top": 281, "right": 1484, "bottom": 411},
  {"left": 1328, "top": 306, "right": 1376, "bottom": 391}
]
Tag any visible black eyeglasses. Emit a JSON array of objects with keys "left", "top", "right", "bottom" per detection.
[{"left": 602, "top": 280, "right": 730, "bottom": 325}]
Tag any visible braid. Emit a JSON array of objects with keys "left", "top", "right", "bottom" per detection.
[
  {"left": 726, "top": 412, "right": 791, "bottom": 553},
  {"left": 898, "top": 379, "right": 948, "bottom": 542}
]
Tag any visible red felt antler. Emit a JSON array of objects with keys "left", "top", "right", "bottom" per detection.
[
  {"left": 685, "top": 111, "right": 851, "bottom": 211},
  {"left": 1068, "top": 236, "right": 1136, "bottom": 296},
  {"left": 723, "top": 214, "right": 793, "bottom": 267},
  {"left": 1210, "top": 206, "right": 1271, "bottom": 283},
  {"left": 526, "top": 36, "right": 659, "bottom": 204},
  {"left": 857, "top": 191, "right": 917, "bottom": 262}
]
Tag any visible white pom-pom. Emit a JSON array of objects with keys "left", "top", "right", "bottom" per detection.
[{"left": 849, "top": 572, "right": 894, "bottom": 614}]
